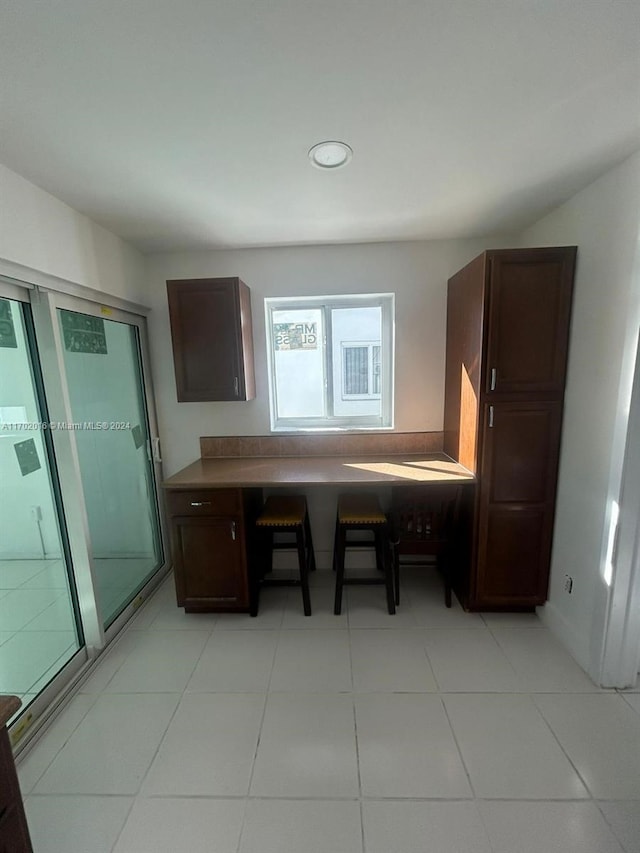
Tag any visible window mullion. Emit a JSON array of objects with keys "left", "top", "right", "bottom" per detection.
[{"left": 324, "top": 305, "right": 334, "bottom": 419}]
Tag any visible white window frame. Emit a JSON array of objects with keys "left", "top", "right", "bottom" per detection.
[{"left": 265, "top": 293, "right": 394, "bottom": 432}]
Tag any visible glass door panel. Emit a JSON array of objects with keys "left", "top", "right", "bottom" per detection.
[
  {"left": 57, "top": 308, "right": 163, "bottom": 627},
  {"left": 0, "top": 297, "right": 83, "bottom": 716}
]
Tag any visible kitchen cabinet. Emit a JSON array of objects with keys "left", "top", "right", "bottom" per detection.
[
  {"left": 444, "top": 246, "right": 576, "bottom": 609},
  {"left": 166, "top": 277, "right": 256, "bottom": 402},
  {"left": 165, "top": 487, "right": 262, "bottom": 613}
]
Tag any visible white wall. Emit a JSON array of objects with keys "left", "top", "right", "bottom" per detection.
[
  {"left": 0, "top": 163, "right": 147, "bottom": 304},
  {"left": 146, "top": 238, "right": 516, "bottom": 476},
  {"left": 520, "top": 149, "right": 640, "bottom": 681}
]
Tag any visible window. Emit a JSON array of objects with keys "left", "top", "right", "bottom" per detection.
[
  {"left": 265, "top": 293, "right": 394, "bottom": 431},
  {"left": 342, "top": 343, "right": 381, "bottom": 398}
]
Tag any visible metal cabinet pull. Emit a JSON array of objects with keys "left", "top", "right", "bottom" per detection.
[
  {"left": 231, "top": 520, "right": 236, "bottom": 540},
  {"left": 489, "top": 406, "right": 494, "bottom": 428},
  {"left": 490, "top": 368, "right": 497, "bottom": 391},
  {"left": 190, "top": 501, "right": 211, "bottom": 507},
  {"left": 234, "top": 376, "right": 239, "bottom": 396}
]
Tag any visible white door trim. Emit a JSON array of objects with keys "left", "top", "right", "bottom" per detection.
[{"left": 599, "top": 326, "right": 640, "bottom": 687}]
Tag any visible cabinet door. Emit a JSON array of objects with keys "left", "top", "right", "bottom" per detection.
[
  {"left": 484, "top": 248, "right": 575, "bottom": 396},
  {"left": 166, "top": 278, "right": 255, "bottom": 402},
  {"left": 475, "top": 401, "right": 562, "bottom": 606},
  {"left": 171, "top": 515, "right": 249, "bottom": 610}
]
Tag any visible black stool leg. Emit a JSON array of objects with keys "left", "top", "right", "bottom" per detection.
[
  {"left": 304, "top": 510, "right": 316, "bottom": 572},
  {"left": 332, "top": 515, "right": 340, "bottom": 572},
  {"left": 297, "top": 526, "right": 312, "bottom": 616},
  {"left": 375, "top": 527, "right": 395, "bottom": 615},
  {"left": 392, "top": 541, "right": 401, "bottom": 606},
  {"left": 334, "top": 525, "right": 346, "bottom": 614},
  {"left": 264, "top": 529, "right": 274, "bottom": 577},
  {"left": 441, "top": 553, "right": 452, "bottom": 608},
  {"left": 256, "top": 528, "right": 273, "bottom": 580}
]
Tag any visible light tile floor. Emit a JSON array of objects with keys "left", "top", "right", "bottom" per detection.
[
  {"left": 0, "top": 559, "right": 79, "bottom": 705},
  {"left": 0, "top": 556, "right": 158, "bottom": 714},
  {"left": 16, "top": 568, "right": 640, "bottom": 853}
]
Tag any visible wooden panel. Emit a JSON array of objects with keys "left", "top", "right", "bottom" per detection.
[
  {"left": 480, "top": 402, "right": 562, "bottom": 505},
  {"left": 0, "top": 728, "right": 32, "bottom": 852},
  {"left": 171, "top": 516, "right": 248, "bottom": 610},
  {"left": 484, "top": 247, "right": 576, "bottom": 396},
  {"left": 0, "top": 731, "right": 18, "bottom": 815},
  {"left": 476, "top": 506, "right": 552, "bottom": 605},
  {"left": 0, "top": 805, "right": 33, "bottom": 852},
  {"left": 238, "top": 280, "right": 256, "bottom": 401},
  {"left": 165, "top": 488, "right": 241, "bottom": 516},
  {"left": 444, "top": 253, "right": 486, "bottom": 472},
  {"left": 166, "top": 277, "right": 255, "bottom": 402},
  {"left": 473, "top": 400, "right": 563, "bottom": 607}
]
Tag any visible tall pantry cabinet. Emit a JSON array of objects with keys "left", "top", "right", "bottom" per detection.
[{"left": 444, "top": 247, "right": 577, "bottom": 609}]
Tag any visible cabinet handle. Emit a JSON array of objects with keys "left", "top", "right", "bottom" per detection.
[
  {"left": 490, "top": 368, "right": 497, "bottom": 391},
  {"left": 489, "top": 406, "right": 494, "bottom": 428},
  {"left": 231, "top": 520, "right": 236, "bottom": 540},
  {"left": 190, "top": 501, "right": 211, "bottom": 507},
  {"left": 234, "top": 376, "right": 239, "bottom": 396}
]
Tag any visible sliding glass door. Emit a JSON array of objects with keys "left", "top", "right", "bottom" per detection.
[
  {"left": 56, "top": 303, "right": 163, "bottom": 628},
  {"left": 0, "top": 275, "right": 167, "bottom": 740},
  {"left": 0, "top": 292, "right": 84, "bottom": 720}
]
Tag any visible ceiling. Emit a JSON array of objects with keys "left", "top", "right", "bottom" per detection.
[{"left": 1, "top": 0, "right": 639, "bottom": 253}]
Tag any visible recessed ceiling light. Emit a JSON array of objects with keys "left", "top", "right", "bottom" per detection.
[{"left": 308, "top": 141, "right": 353, "bottom": 169}]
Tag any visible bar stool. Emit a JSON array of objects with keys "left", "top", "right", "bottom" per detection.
[
  {"left": 333, "top": 493, "right": 395, "bottom": 615},
  {"left": 255, "top": 495, "right": 315, "bottom": 616}
]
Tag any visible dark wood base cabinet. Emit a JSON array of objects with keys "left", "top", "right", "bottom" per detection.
[
  {"left": 166, "top": 488, "right": 262, "bottom": 613},
  {"left": 0, "top": 700, "right": 33, "bottom": 853},
  {"left": 445, "top": 247, "right": 576, "bottom": 610}
]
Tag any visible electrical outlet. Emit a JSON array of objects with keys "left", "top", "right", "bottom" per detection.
[
  {"left": 30, "top": 505, "right": 42, "bottom": 522},
  {"left": 564, "top": 575, "right": 573, "bottom": 594}
]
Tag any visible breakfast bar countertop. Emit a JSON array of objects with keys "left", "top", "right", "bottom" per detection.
[{"left": 162, "top": 452, "right": 475, "bottom": 489}]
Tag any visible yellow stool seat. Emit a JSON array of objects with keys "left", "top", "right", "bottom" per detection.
[
  {"left": 256, "top": 495, "right": 307, "bottom": 527},
  {"left": 337, "top": 494, "right": 387, "bottom": 525}
]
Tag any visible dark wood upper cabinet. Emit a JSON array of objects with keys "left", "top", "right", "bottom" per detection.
[
  {"left": 167, "top": 277, "right": 256, "bottom": 402},
  {"left": 444, "top": 246, "right": 577, "bottom": 609},
  {"left": 484, "top": 249, "right": 575, "bottom": 396}
]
